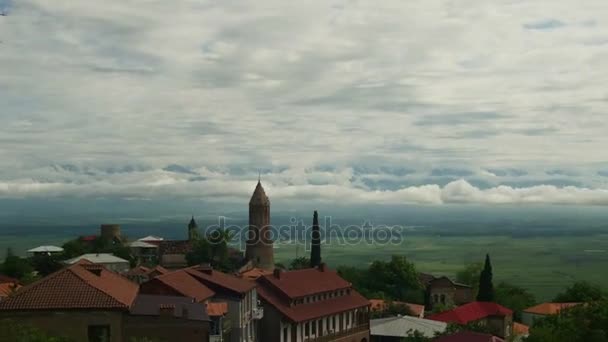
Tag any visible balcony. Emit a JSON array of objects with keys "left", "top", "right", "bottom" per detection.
[
  {"left": 305, "top": 323, "right": 370, "bottom": 342},
  {"left": 252, "top": 307, "right": 264, "bottom": 320}
]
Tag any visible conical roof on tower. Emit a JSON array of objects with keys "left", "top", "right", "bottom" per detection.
[
  {"left": 188, "top": 216, "right": 198, "bottom": 228},
  {"left": 249, "top": 181, "right": 270, "bottom": 206}
]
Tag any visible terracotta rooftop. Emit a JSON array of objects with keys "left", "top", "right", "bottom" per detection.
[
  {"left": 158, "top": 240, "right": 193, "bottom": 254},
  {"left": 126, "top": 265, "right": 169, "bottom": 278},
  {"left": 0, "top": 274, "right": 19, "bottom": 284},
  {"left": 141, "top": 270, "right": 215, "bottom": 302},
  {"left": 206, "top": 302, "right": 229, "bottom": 317},
  {"left": 513, "top": 322, "right": 530, "bottom": 336},
  {"left": 186, "top": 266, "right": 255, "bottom": 296},
  {"left": 0, "top": 283, "right": 20, "bottom": 297},
  {"left": 369, "top": 299, "right": 425, "bottom": 318},
  {"left": 259, "top": 267, "right": 351, "bottom": 299},
  {"left": 523, "top": 302, "right": 581, "bottom": 315},
  {"left": 434, "top": 331, "right": 505, "bottom": 342},
  {"left": 240, "top": 267, "right": 273, "bottom": 281},
  {"left": 0, "top": 262, "right": 138, "bottom": 311},
  {"left": 256, "top": 282, "right": 369, "bottom": 323},
  {"left": 428, "top": 302, "right": 512, "bottom": 325}
]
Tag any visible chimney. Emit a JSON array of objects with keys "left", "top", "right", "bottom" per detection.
[
  {"left": 273, "top": 268, "right": 282, "bottom": 279},
  {"left": 159, "top": 304, "right": 175, "bottom": 317},
  {"left": 319, "top": 263, "right": 327, "bottom": 272}
]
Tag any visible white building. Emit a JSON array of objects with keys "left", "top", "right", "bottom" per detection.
[{"left": 64, "top": 253, "right": 130, "bottom": 273}]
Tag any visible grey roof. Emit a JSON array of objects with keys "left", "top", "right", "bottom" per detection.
[
  {"left": 130, "top": 294, "right": 210, "bottom": 321},
  {"left": 371, "top": 315, "right": 447, "bottom": 338},
  {"left": 64, "top": 253, "right": 129, "bottom": 265},
  {"left": 129, "top": 241, "right": 159, "bottom": 248},
  {"left": 249, "top": 181, "right": 270, "bottom": 206}
]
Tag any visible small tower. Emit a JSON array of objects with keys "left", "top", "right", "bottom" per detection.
[
  {"left": 245, "top": 180, "right": 274, "bottom": 270},
  {"left": 188, "top": 216, "right": 199, "bottom": 241},
  {"left": 310, "top": 210, "right": 322, "bottom": 268}
]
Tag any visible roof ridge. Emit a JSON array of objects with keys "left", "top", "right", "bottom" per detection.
[{"left": 69, "top": 264, "right": 135, "bottom": 307}]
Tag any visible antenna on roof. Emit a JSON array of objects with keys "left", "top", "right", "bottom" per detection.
[{"left": 258, "top": 169, "right": 261, "bottom": 182}]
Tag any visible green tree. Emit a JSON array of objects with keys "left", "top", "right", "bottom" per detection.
[
  {"left": 368, "top": 255, "right": 424, "bottom": 303},
  {"left": 289, "top": 257, "right": 311, "bottom": 270},
  {"left": 186, "top": 238, "right": 212, "bottom": 266},
  {"left": 495, "top": 281, "right": 536, "bottom": 321},
  {"left": 476, "top": 254, "right": 495, "bottom": 302},
  {"left": 553, "top": 281, "right": 607, "bottom": 302},
  {"left": 60, "top": 240, "right": 87, "bottom": 259},
  {"left": 456, "top": 262, "right": 482, "bottom": 293},
  {"left": 29, "top": 254, "right": 63, "bottom": 277},
  {"left": 1, "top": 248, "right": 34, "bottom": 280}
]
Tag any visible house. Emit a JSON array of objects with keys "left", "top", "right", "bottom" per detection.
[
  {"left": 129, "top": 240, "right": 159, "bottom": 264},
  {"left": 370, "top": 315, "right": 446, "bottom": 341},
  {"left": 255, "top": 264, "right": 371, "bottom": 342},
  {"left": 369, "top": 299, "right": 425, "bottom": 318},
  {"left": 64, "top": 253, "right": 131, "bottom": 273},
  {"left": 0, "top": 262, "right": 211, "bottom": 342},
  {"left": 157, "top": 240, "right": 193, "bottom": 269},
  {"left": 140, "top": 264, "right": 261, "bottom": 342},
  {"left": 427, "top": 276, "right": 474, "bottom": 310},
  {"left": 26, "top": 245, "right": 64, "bottom": 257},
  {"left": 428, "top": 302, "right": 513, "bottom": 339},
  {"left": 207, "top": 302, "right": 229, "bottom": 342},
  {"left": 127, "top": 294, "right": 211, "bottom": 342},
  {"left": 125, "top": 265, "right": 169, "bottom": 284},
  {"left": 521, "top": 302, "right": 581, "bottom": 326},
  {"left": 434, "top": 331, "right": 505, "bottom": 342}
]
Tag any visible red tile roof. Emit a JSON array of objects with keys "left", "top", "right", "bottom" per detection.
[
  {"left": 369, "top": 299, "right": 425, "bottom": 317},
  {"left": 0, "top": 275, "right": 19, "bottom": 284},
  {"left": 186, "top": 266, "right": 255, "bottom": 295},
  {"left": 80, "top": 235, "right": 97, "bottom": 242},
  {"left": 513, "top": 322, "right": 529, "bottom": 335},
  {"left": 428, "top": 302, "right": 512, "bottom": 325},
  {"left": 259, "top": 267, "right": 351, "bottom": 299},
  {"left": 142, "top": 270, "right": 215, "bottom": 302},
  {"left": 240, "top": 267, "right": 273, "bottom": 281},
  {"left": 434, "top": 331, "right": 505, "bottom": 342},
  {"left": 0, "top": 283, "right": 20, "bottom": 297},
  {"left": 256, "top": 283, "right": 369, "bottom": 323},
  {"left": 0, "top": 262, "right": 138, "bottom": 311},
  {"left": 206, "top": 302, "right": 228, "bottom": 317},
  {"left": 523, "top": 302, "right": 581, "bottom": 315}
]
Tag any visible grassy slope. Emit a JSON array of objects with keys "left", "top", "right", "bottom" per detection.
[{"left": 275, "top": 234, "right": 608, "bottom": 301}]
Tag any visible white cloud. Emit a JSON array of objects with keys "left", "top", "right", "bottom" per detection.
[{"left": 1, "top": 0, "right": 608, "bottom": 204}]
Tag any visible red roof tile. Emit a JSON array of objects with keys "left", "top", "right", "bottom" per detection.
[
  {"left": 256, "top": 283, "right": 369, "bottom": 323},
  {"left": 240, "top": 267, "right": 273, "bottom": 281},
  {"left": 369, "top": 299, "right": 425, "bottom": 317},
  {"left": 513, "top": 322, "right": 529, "bottom": 335},
  {"left": 206, "top": 302, "right": 228, "bottom": 317},
  {"left": 523, "top": 302, "right": 581, "bottom": 315},
  {"left": 0, "top": 275, "right": 19, "bottom": 284},
  {"left": 428, "top": 302, "right": 512, "bottom": 325},
  {"left": 259, "top": 268, "right": 351, "bottom": 299},
  {"left": 142, "top": 270, "right": 215, "bottom": 302},
  {"left": 434, "top": 331, "right": 505, "bottom": 342},
  {"left": 0, "top": 263, "right": 138, "bottom": 311},
  {"left": 0, "top": 283, "right": 20, "bottom": 297},
  {"left": 80, "top": 235, "right": 97, "bottom": 242},
  {"left": 186, "top": 266, "right": 255, "bottom": 295}
]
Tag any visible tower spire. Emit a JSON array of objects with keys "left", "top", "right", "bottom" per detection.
[{"left": 310, "top": 210, "right": 322, "bottom": 268}]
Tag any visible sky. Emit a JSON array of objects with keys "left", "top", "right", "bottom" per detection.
[{"left": 1, "top": 0, "right": 608, "bottom": 207}]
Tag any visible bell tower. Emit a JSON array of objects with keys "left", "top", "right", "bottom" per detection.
[{"left": 245, "top": 180, "right": 274, "bottom": 270}]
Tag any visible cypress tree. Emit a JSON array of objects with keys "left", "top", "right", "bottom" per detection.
[
  {"left": 477, "top": 253, "right": 495, "bottom": 301},
  {"left": 310, "top": 210, "right": 322, "bottom": 268}
]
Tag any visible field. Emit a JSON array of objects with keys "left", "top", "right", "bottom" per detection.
[{"left": 274, "top": 234, "right": 608, "bottom": 301}]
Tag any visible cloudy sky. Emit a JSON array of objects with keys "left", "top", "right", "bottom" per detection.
[{"left": 1, "top": 0, "right": 608, "bottom": 207}]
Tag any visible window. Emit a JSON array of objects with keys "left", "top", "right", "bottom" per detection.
[
  {"left": 312, "top": 320, "right": 317, "bottom": 335},
  {"left": 433, "top": 294, "right": 439, "bottom": 303},
  {"left": 305, "top": 322, "right": 309, "bottom": 337},
  {"left": 88, "top": 325, "right": 110, "bottom": 342},
  {"left": 346, "top": 311, "right": 350, "bottom": 326},
  {"left": 283, "top": 326, "right": 288, "bottom": 342},
  {"left": 440, "top": 294, "right": 446, "bottom": 304},
  {"left": 332, "top": 315, "right": 336, "bottom": 331}
]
